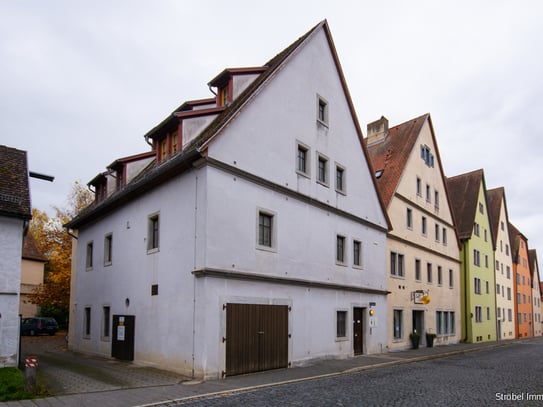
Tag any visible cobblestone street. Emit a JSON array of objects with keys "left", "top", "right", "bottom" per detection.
[{"left": 168, "top": 339, "right": 543, "bottom": 407}]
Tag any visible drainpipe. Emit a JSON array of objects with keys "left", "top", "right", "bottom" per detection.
[
  {"left": 191, "top": 175, "right": 199, "bottom": 379},
  {"left": 463, "top": 240, "right": 469, "bottom": 342}
]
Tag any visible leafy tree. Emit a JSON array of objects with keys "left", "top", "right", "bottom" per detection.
[{"left": 29, "top": 181, "right": 93, "bottom": 327}]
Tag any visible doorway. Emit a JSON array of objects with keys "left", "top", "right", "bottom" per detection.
[
  {"left": 353, "top": 307, "right": 364, "bottom": 355},
  {"left": 412, "top": 310, "right": 424, "bottom": 341}
]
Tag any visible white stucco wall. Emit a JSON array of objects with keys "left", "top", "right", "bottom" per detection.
[
  {"left": 70, "top": 24, "right": 389, "bottom": 379},
  {"left": 0, "top": 216, "right": 24, "bottom": 367}
]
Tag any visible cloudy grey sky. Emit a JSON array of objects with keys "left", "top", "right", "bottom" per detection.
[{"left": 2, "top": 1, "right": 543, "bottom": 258}]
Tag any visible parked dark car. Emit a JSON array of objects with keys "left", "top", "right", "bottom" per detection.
[{"left": 21, "top": 317, "right": 58, "bottom": 336}]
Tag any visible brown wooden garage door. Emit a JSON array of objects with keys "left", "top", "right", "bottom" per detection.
[{"left": 226, "top": 303, "right": 288, "bottom": 376}]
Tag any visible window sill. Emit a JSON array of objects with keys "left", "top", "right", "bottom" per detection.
[
  {"left": 316, "top": 180, "right": 329, "bottom": 188},
  {"left": 104, "top": 262, "right": 112, "bottom": 267},
  {"left": 296, "top": 170, "right": 310, "bottom": 179},
  {"left": 147, "top": 247, "right": 160, "bottom": 255},
  {"left": 256, "top": 245, "right": 277, "bottom": 253},
  {"left": 335, "top": 189, "right": 347, "bottom": 196},
  {"left": 317, "top": 119, "right": 329, "bottom": 129},
  {"left": 85, "top": 267, "right": 93, "bottom": 272},
  {"left": 335, "top": 336, "right": 348, "bottom": 342},
  {"left": 390, "top": 274, "right": 406, "bottom": 280}
]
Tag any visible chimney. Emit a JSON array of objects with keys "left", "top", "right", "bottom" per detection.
[{"left": 366, "top": 116, "right": 389, "bottom": 145}]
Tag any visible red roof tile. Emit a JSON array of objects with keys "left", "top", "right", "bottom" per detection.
[
  {"left": 22, "top": 233, "right": 47, "bottom": 262},
  {"left": 365, "top": 114, "right": 428, "bottom": 207}
]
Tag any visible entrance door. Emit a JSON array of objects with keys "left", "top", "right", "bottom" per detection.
[
  {"left": 353, "top": 307, "right": 364, "bottom": 355},
  {"left": 226, "top": 303, "right": 288, "bottom": 376},
  {"left": 111, "top": 315, "right": 135, "bottom": 361},
  {"left": 412, "top": 310, "right": 424, "bottom": 340}
]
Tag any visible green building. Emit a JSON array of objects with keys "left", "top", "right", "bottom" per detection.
[{"left": 447, "top": 169, "right": 497, "bottom": 343}]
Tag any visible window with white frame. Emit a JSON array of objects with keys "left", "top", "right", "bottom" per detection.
[
  {"left": 473, "top": 249, "right": 480, "bottom": 266},
  {"left": 426, "top": 184, "right": 431, "bottom": 203},
  {"left": 104, "top": 233, "right": 113, "bottom": 266},
  {"left": 317, "top": 95, "right": 329, "bottom": 125},
  {"left": 475, "top": 306, "right": 482, "bottom": 322},
  {"left": 427, "top": 263, "right": 433, "bottom": 283},
  {"left": 84, "top": 306, "right": 91, "bottom": 338},
  {"left": 336, "top": 310, "right": 347, "bottom": 338},
  {"left": 474, "top": 277, "right": 481, "bottom": 294},
  {"left": 416, "top": 177, "right": 422, "bottom": 196},
  {"left": 296, "top": 142, "right": 310, "bottom": 176},
  {"left": 449, "top": 269, "right": 454, "bottom": 288},
  {"left": 435, "top": 224, "right": 440, "bottom": 242},
  {"left": 317, "top": 154, "right": 329, "bottom": 186},
  {"left": 393, "top": 309, "right": 403, "bottom": 339},
  {"left": 86, "top": 241, "right": 94, "bottom": 270},
  {"left": 437, "top": 266, "right": 443, "bottom": 285},
  {"left": 353, "top": 240, "right": 362, "bottom": 268},
  {"left": 335, "top": 164, "right": 346, "bottom": 194},
  {"left": 336, "top": 235, "right": 346, "bottom": 265},
  {"left": 147, "top": 213, "right": 160, "bottom": 252},
  {"left": 406, "top": 208, "right": 413, "bottom": 229},
  {"left": 442, "top": 228, "right": 447, "bottom": 245},
  {"left": 257, "top": 210, "right": 276, "bottom": 250},
  {"left": 415, "top": 259, "right": 421, "bottom": 281},
  {"left": 390, "top": 252, "right": 404, "bottom": 277},
  {"left": 102, "top": 306, "right": 110, "bottom": 340},
  {"left": 422, "top": 216, "right": 427, "bottom": 236}
]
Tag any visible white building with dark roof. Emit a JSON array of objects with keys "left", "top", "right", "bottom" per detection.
[
  {"left": 66, "top": 21, "right": 390, "bottom": 379},
  {"left": 0, "top": 145, "right": 31, "bottom": 367}
]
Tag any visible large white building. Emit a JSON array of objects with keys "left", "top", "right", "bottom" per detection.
[
  {"left": 66, "top": 21, "right": 390, "bottom": 379},
  {"left": 0, "top": 145, "right": 31, "bottom": 367}
]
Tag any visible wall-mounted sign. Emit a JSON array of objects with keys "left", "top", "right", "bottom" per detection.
[{"left": 413, "top": 290, "right": 430, "bottom": 304}]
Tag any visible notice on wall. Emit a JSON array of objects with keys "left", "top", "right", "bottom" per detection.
[{"left": 117, "top": 325, "right": 125, "bottom": 341}]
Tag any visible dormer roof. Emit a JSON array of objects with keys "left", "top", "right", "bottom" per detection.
[{"left": 208, "top": 67, "right": 268, "bottom": 88}]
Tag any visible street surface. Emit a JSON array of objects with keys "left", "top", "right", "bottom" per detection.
[{"left": 168, "top": 339, "right": 543, "bottom": 406}]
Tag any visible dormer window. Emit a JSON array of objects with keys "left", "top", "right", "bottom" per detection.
[
  {"left": 219, "top": 86, "right": 229, "bottom": 106},
  {"left": 97, "top": 182, "right": 106, "bottom": 202},
  {"left": 172, "top": 131, "right": 178, "bottom": 154},
  {"left": 160, "top": 139, "right": 168, "bottom": 162},
  {"left": 116, "top": 168, "right": 123, "bottom": 191}
]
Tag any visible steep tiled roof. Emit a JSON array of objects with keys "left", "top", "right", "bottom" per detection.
[
  {"left": 67, "top": 20, "right": 390, "bottom": 231},
  {"left": 22, "top": 233, "right": 47, "bottom": 262},
  {"left": 0, "top": 145, "right": 31, "bottom": 219},
  {"left": 486, "top": 187, "right": 506, "bottom": 246},
  {"left": 528, "top": 249, "right": 539, "bottom": 285},
  {"left": 508, "top": 222, "right": 527, "bottom": 263},
  {"left": 446, "top": 169, "right": 485, "bottom": 241},
  {"left": 365, "top": 114, "right": 428, "bottom": 207}
]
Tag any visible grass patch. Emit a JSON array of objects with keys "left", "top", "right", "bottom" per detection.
[{"left": 0, "top": 367, "right": 44, "bottom": 401}]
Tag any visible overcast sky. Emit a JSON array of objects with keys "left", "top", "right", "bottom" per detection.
[{"left": 2, "top": 1, "right": 543, "bottom": 259}]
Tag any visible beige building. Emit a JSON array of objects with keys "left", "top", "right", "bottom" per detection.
[
  {"left": 20, "top": 233, "right": 46, "bottom": 317},
  {"left": 487, "top": 187, "right": 515, "bottom": 340},
  {"left": 365, "top": 114, "right": 461, "bottom": 350},
  {"left": 529, "top": 250, "right": 542, "bottom": 336}
]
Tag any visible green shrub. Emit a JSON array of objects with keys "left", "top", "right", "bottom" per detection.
[{"left": 0, "top": 367, "right": 36, "bottom": 401}]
